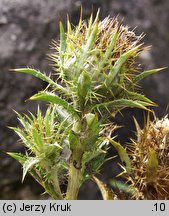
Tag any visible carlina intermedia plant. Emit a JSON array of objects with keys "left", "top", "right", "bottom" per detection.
[
  {"left": 123, "top": 115, "right": 169, "bottom": 200},
  {"left": 8, "top": 8, "right": 167, "bottom": 200}
]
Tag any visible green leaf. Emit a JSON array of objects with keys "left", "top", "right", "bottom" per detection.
[
  {"left": 93, "top": 176, "right": 115, "bottom": 200},
  {"left": 110, "top": 180, "right": 136, "bottom": 195},
  {"left": 84, "top": 22, "right": 98, "bottom": 53},
  {"left": 69, "top": 130, "right": 81, "bottom": 150},
  {"left": 77, "top": 71, "right": 91, "bottom": 110},
  {"left": 83, "top": 150, "right": 105, "bottom": 176},
  {"left": 85, "top": 113, "right": 97, "bottom": 127},
  {"left": 12, "top": 68, "right": 68, "bottom": 94},
  {"left": 105, "top": 30, "right": 118, "bottom": 60},
  {"left": 83, "top": 8, "right": 99, "bottom": 54},
  {"left": 59, "top": 22, "right": 67, "bottom": 62},
  {"left": 77, "top": 5, "right": 83, "bottom": 32},
  {"left": 85, "top": 113, "right": 99, "bottom": 135},
  {"left": 133, "top": 117, "right": 142, "bottom": 143},
  {"left": 86, "top": 12, "right": 93, "bottom": 39},
  {"left": 94, "top": 30, "right": 118, "bottom": 78},
  {"left": 146, "top": 148, "right": 158, "bottom": 182},
  {"left": 44, "top": 107, "right": 52, "bottom": 137},
  {"left": 22, "top": 157, "right": 39, "bottom": 182},
  {"left": 133, "top": 67, "right": 166, "bottom": 84},
  {"left": 9, "top": 127, "right": 32, "bottom": 149},
  {"left": 92, "top": 99, "right": 152, "bottom": 112},
  {"left": 30, "top": 92, "right": 79, "bottom": 119},
  {"left": 82, "top": 150, "right": 103, "bottom": 166},
  {"left": 126, "top": 91, "right": 155, "bottom": 104},
  {"left": 76, "top": 21, "right": 98, "bottom": 74},
  {"left": 55, "top": 105, "right": 73, "bottom": 124},
  {"left": 107, "top": 137, "right": 131, "bottom": 173},
  {"left": 77, "top": 71, "right": 91, "bottom": 103},
  {"left": 32, "top": 128, "right": 44, "bottom": 149},
  {"left": 15, "top": 111, "right": 31, "bottom": 131},
  {"left": 37, "top": 106, "right": 43, "bottom": 130},
  {"left": 7, "top": 152, "right": 27, "bottom": 165},
  {"left": 106, "top": 45, "right": 140, "bottom": 86},
  {"left": 67, "top": 16, "right": 72, "bottom": 35}
]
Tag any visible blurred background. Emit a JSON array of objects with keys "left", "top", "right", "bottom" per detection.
[{"left": 0, "top": 0, "right": 168, "bottom": 199}]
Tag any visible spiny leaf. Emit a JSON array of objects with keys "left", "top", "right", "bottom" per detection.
[
  {"left": 77, "top": 71, "right": 91, "bottom": 97},
  {"left": 22, "top": 157, "right": 39, "bottom": 182},
  {"left": 29, "top": 168, "right": 42, "bottom": 187},
  {"left": 101, "top": 31, "right": 118, "bottom": 66},
  {"left": 106, "top": 45, "right": 141, "bottom": 85},
  {"left": 9, "top": 127, "right": 32, "bottom": 149},
  {"left": 93, "top": 176, "right": 115, "bottom": 200},
  {"left": 84, "top": 21, "right": 98, "bottom": 53},
  {"left": 44, "top": 107, "right": 51, "bottom": 137},
  {"left": 82, "top": 150, "right": 104, "bottom": 167},
  {"left": 146, "top": 148, "right": 158, "bottom": 183},
  {"left": 78, "top": 5, "right": 83, "bottom": 30},
  {"left": 85, "top": 113, "right": 100, "bottom": 138},
  {"left": 67, "top": 15, "right": 72, "bottom": 35},
  {"left": 52, "top": 142, "right": 62, "bottom": 149},
  {"left": 77, "top": 71, "right": 91, "bottom": 107},
  {"left": 133, "top": 117, "right": 142, "bottom": 143},
  {"left": 32, "top": 128, "right": 44, "bottom": 149},
  {"left": 59, "top": 22, "right": 67, "bottom": 63},
  {"left": 86, "top": 12, "right": 93, "bottom": 39},
  {"left": 15, "top": 111, "right": 31, "bottom": 131},
  {"left": 92, "top": 99, "right": 152, "bottom": 112},
  {"left": 107, "top": 137, "right": 131, "bottom": 173},
  {"left": 76, "top": 21, "right": 98, "bottom": 74},
  {"left": 55, "top": 105, "right": 73, "bottom": 123},
  {"left": 37, "top": 106, "right": 43, "bottom": 130},
  {"left": 133, "top": 67, "right": 166, "bottom": 84},
  {"left": 110, "top": 180, "right": 136, "bottom": 195},
  {"left": 126, "top": 91, "right": 155, "bottom": 105},
  {"left": 85, "top": 113, "right": 97, "bottom": 127},
  {"left": 105, "top": 30, "right": 118, "bottom": 60},
  {"left": 7, "top": 152, "right": 27, "bottom": 165},
  {"left": 30, "top": 92, "right": 79, "bottom": 119},
  {"left": 94, "top": 30, "right": 118, "bottom": 78},
  {"left": 12, "top": 68, "right": 68, "bottom": 94},
  {"left": 94, "top": 8, "right": 100, "bottom": 23}
]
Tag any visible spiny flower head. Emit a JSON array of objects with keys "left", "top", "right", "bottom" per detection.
[
  {"left": 52, "top": 14, "right": 142, "bottom": 78},
  {"left": 50, "top": 10, "right": 159, "bottom": 115},
  {"left": 127, "top": 116, "right": 169, "bottom": 199}
]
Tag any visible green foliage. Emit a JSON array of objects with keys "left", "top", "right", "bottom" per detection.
[
  {"left": 133, "top": 67, "right": 166, "bottom": 84},
  {"left": 30, "top": 92, "right": 78, "bottom": 118},
  {"left": 105, "top": 45, "right": 140, "bottom": 86},
  {"left": 22, "top": 157, "right": 40, "bottom": 182},
  {"left": 107, "top": 138, "right": 131, "bottom": 173},
  {"left": 9, "top": 10, "right": 165, "bottom": 200},
  {"left": 146, "top": 148, "right": 158, "bottom": 182},
  {"left": 13, "top": 68, "right": 68, "bottom": 94},
  {"left": 7, "top": 152, "right": 27, "bottom": 164},
  {"left": 110, "top": 180, "right": 136, "bottom": 197}
]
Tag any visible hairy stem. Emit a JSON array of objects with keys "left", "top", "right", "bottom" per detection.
[
  {"left": 51, "top": 168, "right": 63, "bottom": 200},
  {"left": 66, "top": 147, "right": 84, "bottom": 200},
  {"left": 43, "top": 163, "right": 63, "bottom": 200}
]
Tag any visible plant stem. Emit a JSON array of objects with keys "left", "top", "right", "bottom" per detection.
[
  {"left": 66, "top": 147, "right": 84, "bottom": 200},
  {"left": 51, "top": 168, "right": 63, "bottom": 200},
  {"left": 44, "top": 163, "right": 63, "bottom": 199}
]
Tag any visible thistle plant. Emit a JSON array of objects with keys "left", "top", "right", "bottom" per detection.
[
  {"left": 8, "top": 10, "right": 165, "bottom": 200},
  {"left": 123, "top": 115, "right": 169, "bottom": 200}
]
